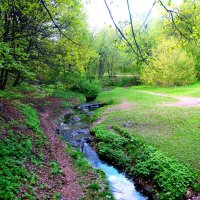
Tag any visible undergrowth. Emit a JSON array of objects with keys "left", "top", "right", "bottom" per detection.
[
  {"left": 0, "top": 130, "right": 33, "bottom": 199},
  {"left": 0, "top": 103, "right": 45, "bottom": 199},
  {"left": 91, "top": 125, "right": 198, "bottom": 199},
  {"left": 0, "top": 102, "right": 51, "bottom": 199}
]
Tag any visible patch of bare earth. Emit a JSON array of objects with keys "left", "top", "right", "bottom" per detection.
[
  {"left": 38, "top": 98, "right": 84, "bottom": 200},
  {"left": 139, "top": 91, "right": 200, "bottom": 107},
  {"left": 92, "top": 100, "right": 136, "bottom": 127},
  {"left": 108, "top": 100, "right": 136, "bottom": 111}
]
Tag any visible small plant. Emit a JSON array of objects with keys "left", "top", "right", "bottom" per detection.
[
  {"left": 52, "top": 192, "right": 61, "bottom": 200},
  {"left": 88, "top": 182, "right": 100, "bottom": 190},
  {"left": 50, "top": 160, "right": 62, "bottom": 176}
]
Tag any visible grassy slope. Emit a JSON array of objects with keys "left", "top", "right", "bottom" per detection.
[
  {"left": 96, "top": 84, "right": 200, "bottom": 177},
  {"left": 0, "top": 85, "right": 112, "bottom": 199}
]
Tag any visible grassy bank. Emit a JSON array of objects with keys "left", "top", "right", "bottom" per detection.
[
  {"left": 0, "top": 85, "right": 111, "bottom": 199},
  {"left": 65, "top": 144, "right": 114, "bottom": 200},
  {"left": 0, "top": 99, "right": 61, "bottom": 199},
  {"left": 91, "top": 125, "right": 197, "bottom": 199},
  {"left": 92, "top": 83, "right": 200, "bottom": 198}
]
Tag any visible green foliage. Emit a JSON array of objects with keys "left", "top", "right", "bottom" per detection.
[
  {"left": 0, "top": 90, "right": 23, "bottom": 99},
  {"left": 103, "top": 75, "right": 141, "bottom": 87},
  {"left": 50, "top": 160, "right": 62, "bottom": 176},
  {"left": 90, "top": 27, "right": 135, "bottom": 79},
  {"left": 0, "top": 0, "right": 96, "bottom": 90},
  {"left": 71, "top": 78, "right": 102, "bottom": 101},
  {"left": 141, "top": 38, "right": 197, "bottom": 86},
  {"left": 52, "top": 192, "right": 62, "bottom": 200},
  {"left": 88, "top": 182, "right": 101, "bottom": 190},
  {"left": 52, "top": 89, "right": 85, "bottom": 103},
  {"left": 135, "top": 149, "right": 196, "bottom": 199},
  {"left": 15, "top": 102, "right": 44, "bottom": 136},
  {"left": 92, "top": 125, "right": 197, "bottom": 199},
  {"left": 0, "top": 132, "right": 32, "bottom": 199}
]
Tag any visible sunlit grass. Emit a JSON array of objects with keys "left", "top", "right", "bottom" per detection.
[
  {"left": 96, "top": 85, "right": 200, "bottom": 177},
  {"left": 133, "top": 81, "right": 200, "bottom": 97}
]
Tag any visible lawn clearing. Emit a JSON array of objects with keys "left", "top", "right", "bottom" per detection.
[
  {"left": 134, "top": 82, "right": 200, "bottom": 97},
  {"left": 95, "top": 85, "right": 200, "bottom": 177}
]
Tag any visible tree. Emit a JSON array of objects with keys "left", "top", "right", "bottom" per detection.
[
  {"left": 0, "top": 0, "right": 95, "bottom": 90},
  {"left": 141, "top": 37, "right": 196, "bottom": 86}
]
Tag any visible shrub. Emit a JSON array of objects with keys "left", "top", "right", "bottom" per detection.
[
  {"left": 71, "top": 78, "right": 102, "bottom": 101},
  {"left": 134, "top": 150, "right": 196, "bottom": 199},
  {"left": 141, "top": 38, "right": 197, "bottom": 86},
  {"left": 103, "top": 75, "right": 141, "bottom": 87}
]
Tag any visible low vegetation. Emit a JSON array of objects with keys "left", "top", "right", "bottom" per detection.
[
  {"left": 91, "top": 125, "right": 197, "bottom": 199},
  {"left": 0, "top": 86, "right": 110, "bottom": 199},
  {"left": 0, "top": 98, "right": 62, "bottom": 199}
]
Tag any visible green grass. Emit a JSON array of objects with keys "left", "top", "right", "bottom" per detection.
[
  {"left": 134, "top": 82, "right": 200, "bottom": 97},
  {"left": 0, "top": 84, "right": 86, "bottom": 103},
  {"left": 95, "top": 85, "right": 200, "bottom": 178}
]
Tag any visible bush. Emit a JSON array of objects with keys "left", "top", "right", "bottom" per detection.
[
  {"left": 141, "top": 38, "right": 197, "bottom": 86},
  {"left": 71, "top": 78, "right": 102, "bottom": 101},
  {"left": 103, "top": 75, "right": 141, "bottom": 87},
  {"left": 134, "top": 150, "right": 196, "bottom": 199}
]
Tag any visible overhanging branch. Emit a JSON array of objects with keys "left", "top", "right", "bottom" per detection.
[
  {"left": 40, "top": 0, "right": 81, "bottom": 45},
  {"left": 103, "top": 0, "right": 140, "bottom": 59}
]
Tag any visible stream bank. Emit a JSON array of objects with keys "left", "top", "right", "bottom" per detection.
[{"left": 59, "top": 102, "right": 147, "bottom": 200}]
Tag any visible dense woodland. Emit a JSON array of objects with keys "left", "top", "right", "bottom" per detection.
[{"left": 0, "top": 0, "right": 199, "bottom": 91}]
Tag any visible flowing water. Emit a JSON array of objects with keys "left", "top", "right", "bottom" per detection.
[
  {"left": 83, "top": 143, "right": 146, "bottom": 200},
  {"left": 59, "top": 103, "right": 147, "bottom": 200}
]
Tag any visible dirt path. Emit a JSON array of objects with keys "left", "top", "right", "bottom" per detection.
[
  {"left": 40, "top": 103, "right": 83, "bottom": 200},
  {"left": 139, "top": 91, "right": 200, "bottom": 107},
  {"left": 108, "top": 100, "right": 136, "bottom": 111},
  {"left": 92, "top": 100, "right": 136, "bottom": 127}
]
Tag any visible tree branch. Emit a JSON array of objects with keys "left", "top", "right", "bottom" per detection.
[
  {"left": 40, "top": 0, "right": 81, "bottom": 45},
  {"left": 158, "top": 0, "right": 188, "bottom": 39},
  {"left": 135, "top": 0, "right": 156, "bottom": 34},
  {"left": 103, "top": 0, "right": 140, "bottom": 59},
  {"left": 126, "top": 0, "right": 145, "bottom": 61}
]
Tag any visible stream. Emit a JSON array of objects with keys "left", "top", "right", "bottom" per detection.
[{"left": 59, "top": 103, "right": 147, "bottom": 200}]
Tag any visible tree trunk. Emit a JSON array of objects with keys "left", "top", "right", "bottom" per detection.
[
  {"left": 0, "top": 70, "right": 8, "bottom": 90},
  {"left": 12, "top": 72, "right": 21, "bottom": 87}
]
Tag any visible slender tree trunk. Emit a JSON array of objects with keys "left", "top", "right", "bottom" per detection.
[
  {"left": 0, "top": 70, "right": 8, "bottom": 90},
  {"left": 0, "top": 69, "right": 5, "bottom": 90},
  {"left": 12, "top": 72, "right": 21, "bottom": 87}
]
